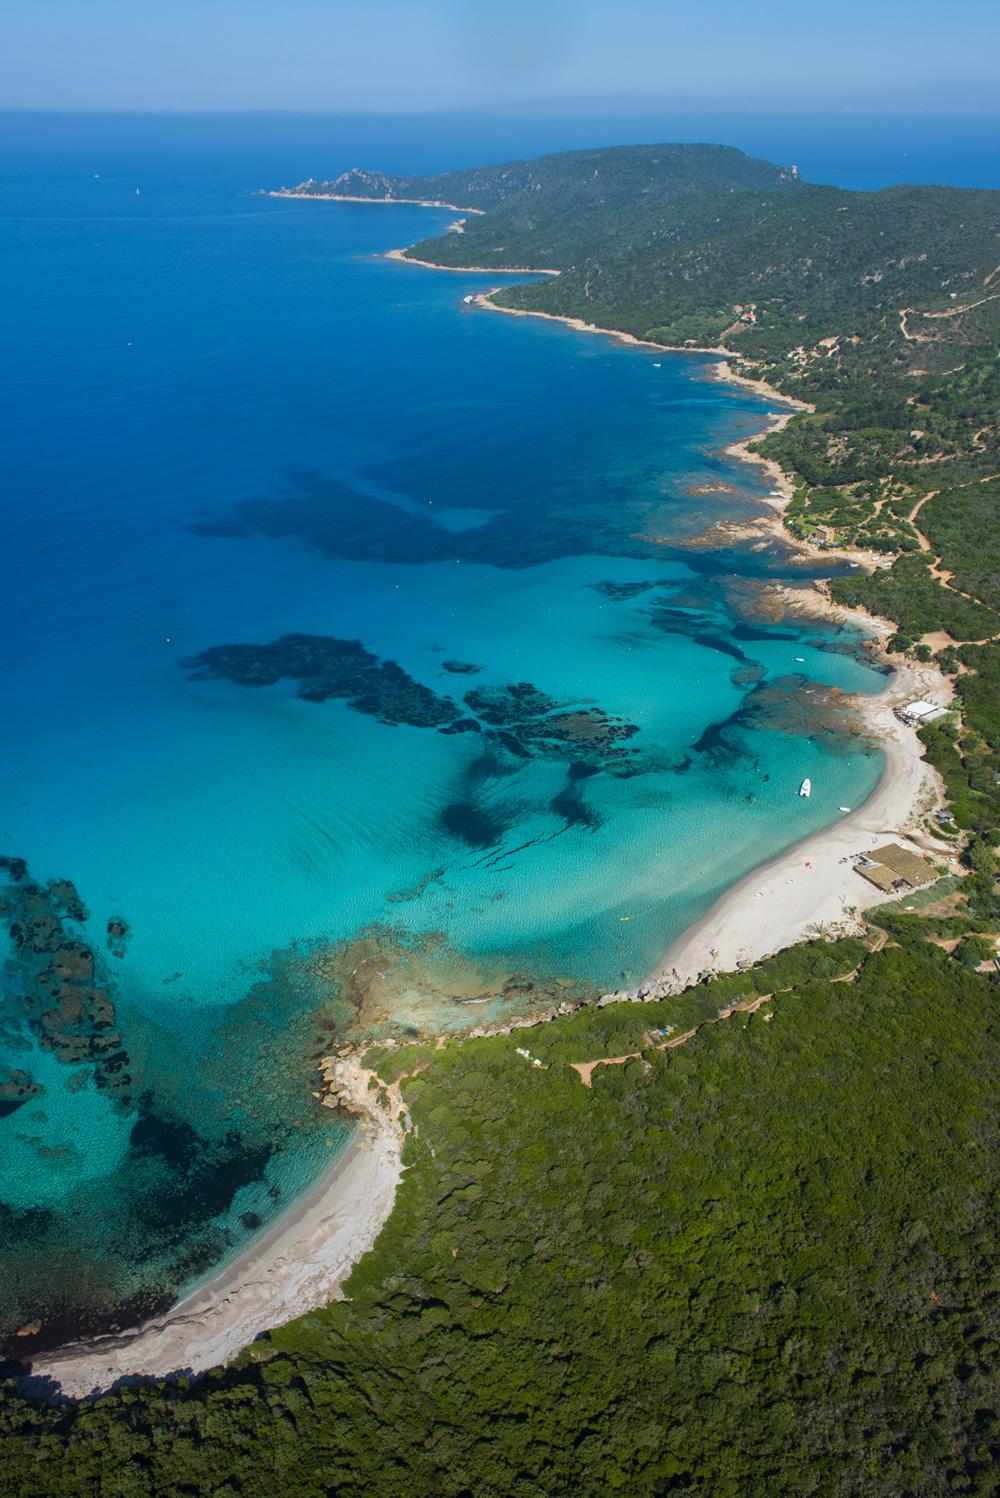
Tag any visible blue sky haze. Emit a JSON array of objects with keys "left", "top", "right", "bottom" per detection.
[{"left": 4, "top": 0, "right": 1000, "bottom": 114}]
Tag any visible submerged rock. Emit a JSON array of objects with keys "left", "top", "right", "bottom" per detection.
[
  {"left": 441, "top": 659, "right": 482, "bottom": 674},
  {"left": 184, "top": 638, "right": 645, "bottom": 775},
  {"left": 0, "top": 860, "right": 133, "bottom": 1105},
  {"left": 184, "top": 632, "right": 465, "bottom": 729}
]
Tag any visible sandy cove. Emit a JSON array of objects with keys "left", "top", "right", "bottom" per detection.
[
  {"left": 648, "top": 648, "right": 954, "bottom": 992},
  {"left": 455, "top": 281, "right": 955, "bottom": 992},
  {"left": 27, "top": 1060, "right": 405, "bottom": 1401},
  {"left": 28, "top": 652, "right": 949, "bottom": 1395},
  {"left": 437, "top": 277, "right": 956, "bottom": 993}
]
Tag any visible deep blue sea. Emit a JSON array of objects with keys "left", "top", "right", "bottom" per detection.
[{"left": 5, "top": 108, "right": 987, "bottom": 1352}]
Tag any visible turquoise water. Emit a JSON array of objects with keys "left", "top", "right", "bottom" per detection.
[{"left": 0, "top": 125, "right": 887, "bottom": 1353}]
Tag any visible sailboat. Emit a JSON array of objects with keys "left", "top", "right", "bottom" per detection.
[{"left": 799, "top": 778, "right": 811, "bottom": 797}]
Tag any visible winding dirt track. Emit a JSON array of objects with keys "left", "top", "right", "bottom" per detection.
[{"left": 570, "top": 994, "right": 775, "bottom": 1087}]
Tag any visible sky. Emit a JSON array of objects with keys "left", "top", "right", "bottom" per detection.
[{"left": 3, "top": 0, "right": 1000, "bottom": 115}]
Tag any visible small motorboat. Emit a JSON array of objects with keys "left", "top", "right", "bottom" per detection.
[{"left": 799, "top": 778, "right": 811, "bottom": 797}]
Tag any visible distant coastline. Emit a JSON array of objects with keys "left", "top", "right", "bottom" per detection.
[{"left": 269, "top": 189, "right": 485, "bottom": 213}]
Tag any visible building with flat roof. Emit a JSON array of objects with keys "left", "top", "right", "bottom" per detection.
[
  {"left": 854, "top": 842, "right": 935, "bottom": 894},
  {"left": 896, "top": 699, "right": 949, "bottom": 726}
]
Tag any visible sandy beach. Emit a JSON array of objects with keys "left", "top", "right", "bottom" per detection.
[
  {"left": 648, "top": 651, "right": 954, "bottom": 991},
  {"left": 385, "top": 247, "right": 559, "bottom": 274},
  {"left": 28, "top": 1085, "right": 405, "bottom": 1400},
  {"left": 271, "top": 191, "right": 485, "bottom": 213},
  {"left": 469, "top": 287, "right": 699, "bottom": 349}
]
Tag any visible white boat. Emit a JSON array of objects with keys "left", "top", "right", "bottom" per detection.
[{"left": 799, "top": 778, "right": 811, "bottom": 797}]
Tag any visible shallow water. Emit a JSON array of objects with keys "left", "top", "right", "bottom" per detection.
[{"left": 0, "top": 126, "right": 888, "bottom": 1352}]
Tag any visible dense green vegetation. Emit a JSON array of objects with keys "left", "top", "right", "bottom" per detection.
[
  {"left": 292, "top": 145, "right": 801, "bottom": 229},
  {"left": 920, "top": 480, "right": 1000, "bottom": 613},
  {"left": 916, "top": 641, "right": 1000, "bottom": 846},
  {"left": 5, "top": 935, "right": 1000, "bottom": 1494},
  {"left": 828, "top": 553, "right": 1000, "bottom": 642}
]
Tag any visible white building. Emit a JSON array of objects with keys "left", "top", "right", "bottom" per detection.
[{"left": 895, "top": 699, "right": 949, "bottom": 727}]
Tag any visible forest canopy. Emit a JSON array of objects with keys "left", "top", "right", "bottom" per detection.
[{"left": 4, "top": 936, "right": 1000, "bottom": 1495}]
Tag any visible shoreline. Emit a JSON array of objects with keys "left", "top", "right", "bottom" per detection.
[
  {"left": 28, "top": 224, "right": 952, "bottom": 1395},
  {"left": 27, "top": 1065, "right": 406, "bottom": 1400},
  {"left": 385, "top": 247, "right": 560, "bottom": 275},
  {"left": 270, "top": 191, "right": 485, "bottom": 213},
  {"left": 648, "top": 649, "right": 954, "bottom": 990},
  {"left": 465, "top": 289, "right": 813, "bottom": 435}
]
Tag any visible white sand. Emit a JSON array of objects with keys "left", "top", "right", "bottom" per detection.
[
  {"left": 651, "top": 656, "right": 955, "bottom": 990},
  {"left": 271, "top": 192, "right": 485, "bottom": 213},
  {"left": 28, "top": 1125, "right": 403, "bottom": 1400},
  {"left": 385, "top": 248, "right": 559, "bottom": 274}
]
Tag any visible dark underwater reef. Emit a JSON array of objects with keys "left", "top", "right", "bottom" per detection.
[
  {"left": 188, "top": 470, "right": 678, "bottom": 571},
  {"left": 0, "top": 857, "right": 337, "bottom": 1359},
  {"left": 183, "top": 632, "right": 643, "bottom": 771},
  {"left": 185, "top": 458, "right": 829, "bottom": 579},
  {"left": 0, "top": 859, "right": 132, "bottom": 1108}
]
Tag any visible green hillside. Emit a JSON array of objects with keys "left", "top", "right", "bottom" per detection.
[
  {"left": 297, "top": 145, "right": 1000, "bottom": 657},
  {"left": 6, "top": 936, "right": 1000, "bottom": 1494},
  {"left": 288, "top": 141, "right": 801, "bottom": 222}
]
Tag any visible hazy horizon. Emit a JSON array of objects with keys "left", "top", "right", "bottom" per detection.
[{"left": 4, "top": 0, "right": 1000, "bottom": 115}]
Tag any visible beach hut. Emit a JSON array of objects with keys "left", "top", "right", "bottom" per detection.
[{"left": 854, "top": 842, "right": 935, "bottom": 894}]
